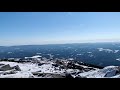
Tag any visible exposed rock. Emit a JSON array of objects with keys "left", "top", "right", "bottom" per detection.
[
  {"left": 104, "top": 70, "right": 117, "bottom": 77},
  {"left": 60, "top": 65, "right": 66, "bottom": 69},
  {"left": 52, "top": 64, "right": 58, "bottom": 67},
  {"left": 32, "top": 72, "right": 65, "bottom": 78},
  {"left": 84, "top": 68, "right": 91, "bottom": 72},
  {"left": 29, "top": 75, "right": 35, "bottom": 78},
  {"left": 0, "top": 64, "right": 5, "bottom": 66},
  {"left": 32, "top": 72, "right": 44, "bottom": 77},
  {"left": 48, "top": 74, "right": 65, "bottom": 78},
  {"left": 38, "top": 63, "right": 44, "bottom": 66},
  {"left": 0, "top": 58, "right": 106, "bottom": 78},
  {"left": 116, "top": 66, "right": 120, "bottom": 74},
  {"left": 38, "top": 70, "right": 41, "bottom": 72},
  {"left": 2, "top": 70, "right": 17, "bottom": 75},
  {"left": 55, "top": 60, "right": 63, "bottom": 65},
  {"left": 75, "top": 76, "right": 81, "bottom": 78},
  {"left": 75, "top": 76, "right": 86, "bottom": 78},
  {"left": 76, "top": 71, "right": 82, "bottom": 75},
  {"left": 0, "top": 64, "right": 12, "bottom": 71},
  {"left": 32, "top": 72, "right": 39, "bottom": 75},
  {"left": 65, "top": 73, "right": 74, "bottom": 78},
  {"left": 67, "top": 62, "right": 84, "bottom": 70},
  {"left": 12, "top": 65, "right": 21, "bottom": 71}
]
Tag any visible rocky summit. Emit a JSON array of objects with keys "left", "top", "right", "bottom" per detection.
[{"left": 0, "top": 58, "right": 120, "bottom": 78}]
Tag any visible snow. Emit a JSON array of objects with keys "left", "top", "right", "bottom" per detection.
[
  {"left": 88, "top": 54, "right": 94, "bottom": 57},
  {"left": 116, "top": 58, "right": 120, "bottom": 61},
  {"left": 66, "top": 69, "right": 80, "bottom": 74},
  {"left": 25, "top": 55, "right": 42, "bottom": 59},
  {"left": 37, "top": 64, "right": 65, "bottom": 74},
  {"left": 80, "top": 65, "right": 90, "bottom": 68},
  {"left": 111, "top": 74, "right": 120, "bottom": 78},
  {"left": 36, "top": 53, "right": 41, "bottom": 54},
  {"left": 0, "top": 61, "right": 65, "bottom": 78},
  {"left": 114, "top": 50, "right": 119, "bottom": 53},
  {"left": 8, "top": 58, "right": 15, "bottom": 60},
  {"left": 0, "top": 61, "right": 39, "bottom": 72},
  {"left": 0, "top": 62, "right": 119, "bottom": 78},
  {"left": 98, "top": 48, "right": 104, "bottom": 51},
  {"left": 97, "top": 48, "right": 113, "bottom": 53},
  {"left": 7, "top": 52, "right": 12, "bottom": 54},
  {"left": 77, "top": 54, "right": 82, "bottom": 55},
  {"left": 0, "top": 71, "right": 34, "bottom": 78},
  {"left": 87, "top": 52, "right": 92, "bottom": 53},
  {"left": 31, "top": 55, "right": 42, "bottom": 58},
  {"left": 14, "top": 48, "right": 20, "bottom": 50},
  {"left": 0, "top": 59, "right": 120, "bottom": 78},
  {"left": 68, "top": 58, "right": 74, "bottom": 60},
  {"left": 78, "top": 66, "right": 119, "bottom": 78}
]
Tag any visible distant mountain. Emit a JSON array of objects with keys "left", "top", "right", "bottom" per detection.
[{"left": 0, "top": 42, "right": 120, "bottom": 67}]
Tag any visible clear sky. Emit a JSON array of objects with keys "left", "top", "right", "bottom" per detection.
[{"left": 0, "top": 12, "right": 120, "bottom": 46}]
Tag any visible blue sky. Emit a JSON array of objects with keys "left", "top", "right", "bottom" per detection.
[{"left": 0, "top": 12, "right": 120, "bottom": 46}]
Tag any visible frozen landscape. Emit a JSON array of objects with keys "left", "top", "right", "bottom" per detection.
[
  {"left": 0, "top": 55, "right": 120, "bottom": 78},
  {"left": 1, "top": 12, "right": 120, "bottom": 78}
]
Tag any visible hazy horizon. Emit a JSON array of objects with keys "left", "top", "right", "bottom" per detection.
[
  {"left": 1, "top": 12, "right": 120, "bottom": 46},
  {"left": 1, "top": 40, "right": 120, "bottom": 46}
]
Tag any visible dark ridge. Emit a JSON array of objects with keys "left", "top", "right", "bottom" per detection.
[{"left": 72, "top": 60, "right": 104, "bottom": 69}]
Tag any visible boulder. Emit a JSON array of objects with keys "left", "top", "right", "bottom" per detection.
[
  {"left": 75, "top": 76, "right": 86, "bottom": 78},
  {"left": 60, "top": 65, "right": 66, "bottom": 69},
  {"left": 104, "top": 70, "right": 117, "bottom": 77},
  {"left": 32, "top": 72, "right": 66, "bottom": 78},
  {"left": 116, "top": 66, "right": 120, "bottom": 74},
  {"left": 0, "top": 64, "right": 12, "bottom": 71},
  {"left": 42, "top": 73, "right": 65, "bottom": 78},
  {"left": 32, "top": 72, "right": 45, "bottom": 77},
  {"left": 3, "top": 70, "right": 17, "bottom": 75},
  {"left": 52, "top": 64, "right": 58, "bottom": 67},
  {"left": 0, "top": 64, "right": 5, "bottom": 66},
  {"left": 55, "top": 60, "right": 63, "bottom": 65},
  {"left": 38, "top": 63, "right": 44, "bottom": 66},
  {"left": 12, "top": 65, "right": 21, "bottom": 71},
  {"left": 65, "top": 73, "right": 74, "bottom": 78},
  {"left": 84, "top": 68, "right": 91, "bottom": 72},
  {"left": 29, "top": 76, "right": 34, "bottom": 78},
  {"left": 49, "top": 74, "right": 65, "bottom": 78},
  {"left": 67, "top": 62, "right": 84, "bottom": 70}
]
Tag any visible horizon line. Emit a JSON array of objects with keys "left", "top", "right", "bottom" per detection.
[{"left": 1, "top": 41, "right": 120, "bottom": 47}]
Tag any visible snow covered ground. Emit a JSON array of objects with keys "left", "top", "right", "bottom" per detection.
[
  {"left": 0, "top": 61, "right": 66, "bottom": 78},
  {"left": 0, "top": 59, "right": 120, "bottom": 78},
  {"left": 77, "top": 66, "right": 120, "bottom": 78}
]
